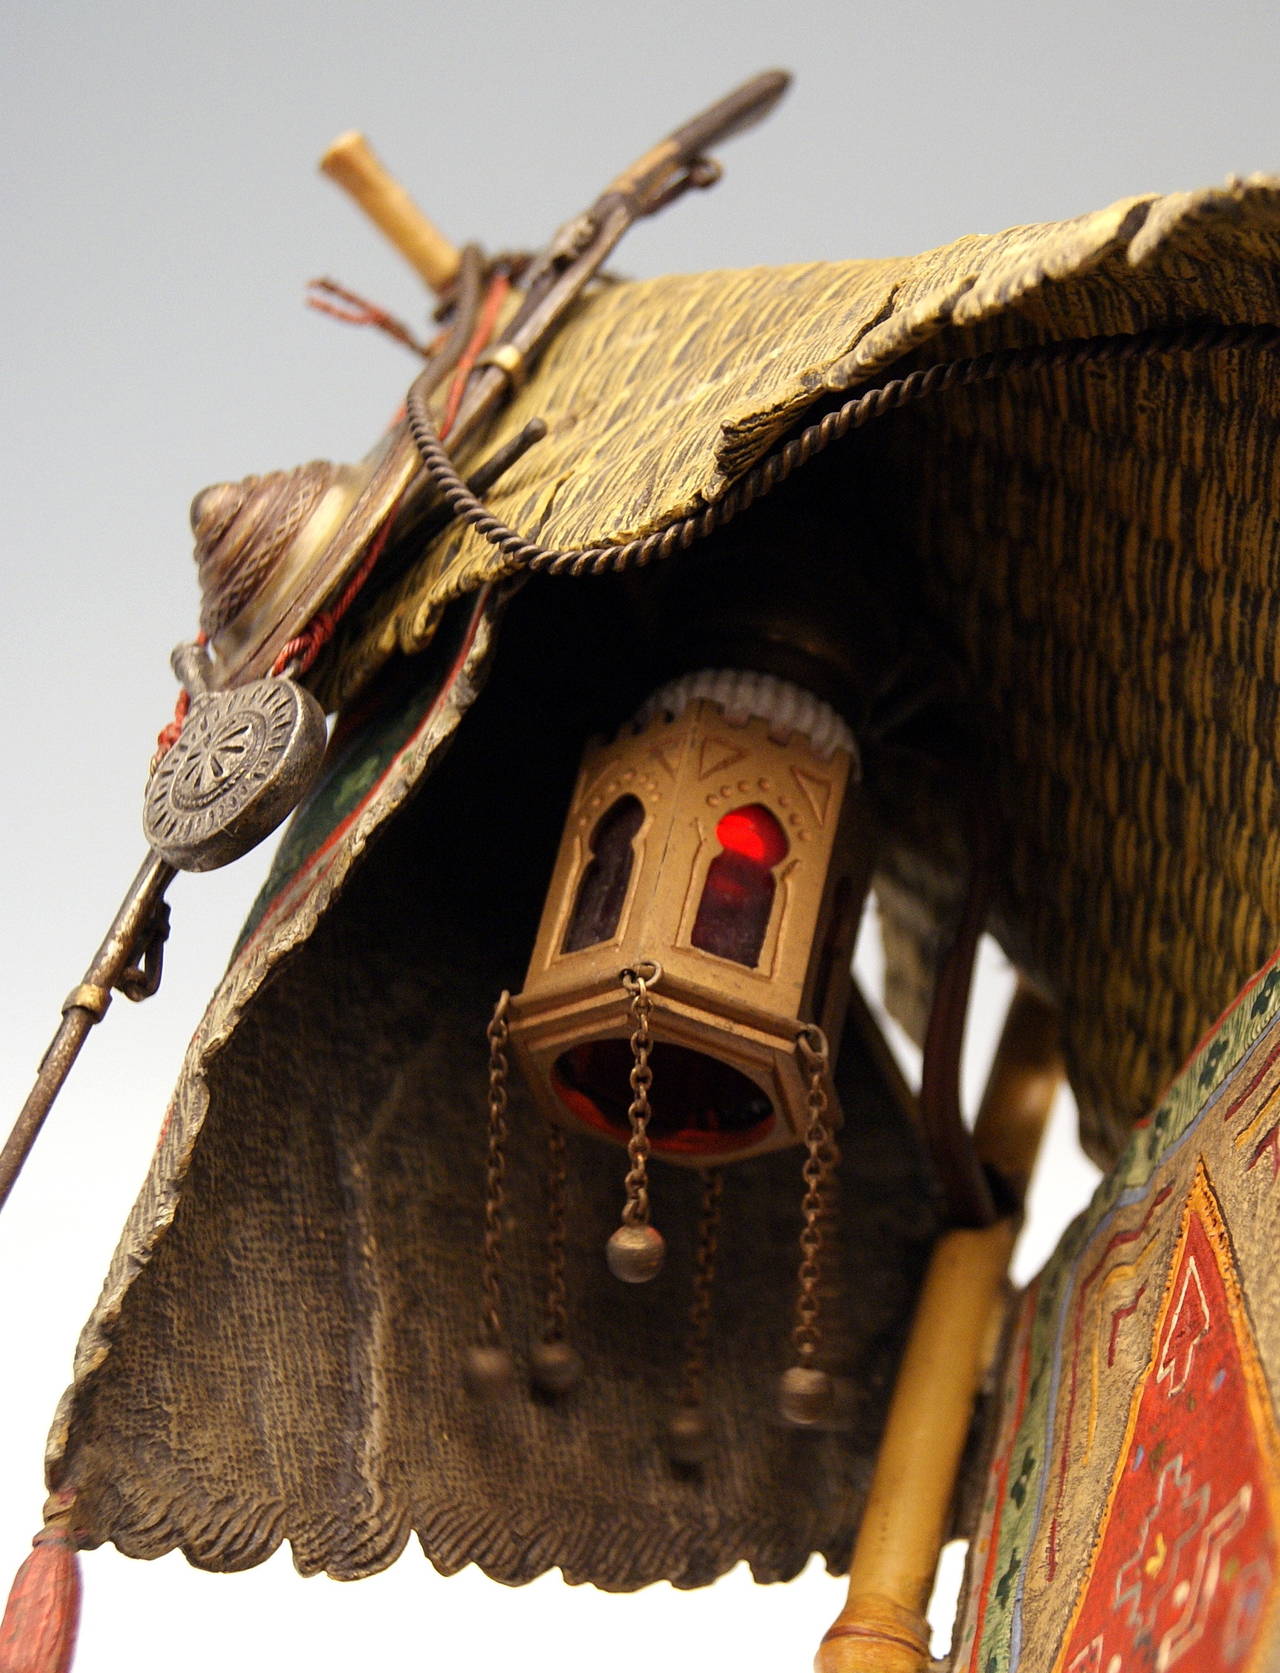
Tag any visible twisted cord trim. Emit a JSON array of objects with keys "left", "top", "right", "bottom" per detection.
[{"left": 406, "top": 321, "right": 1280, "bottom": 582}]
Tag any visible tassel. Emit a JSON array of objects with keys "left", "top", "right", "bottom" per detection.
[{"left": 0, "top": 1517, "right": 82, "bottom": 1673}]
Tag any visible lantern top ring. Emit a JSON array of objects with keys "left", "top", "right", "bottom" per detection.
[
  {"left": 795, "top": 1022, "right": 829, "bottom": 1068},
  {"left": 620, "top": 959, "right": 663, "bottom": 990}
]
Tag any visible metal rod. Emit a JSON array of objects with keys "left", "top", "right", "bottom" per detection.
[
  {"left": 972, "top": 980, "right": 1063, "bottom": 1202},
  {"left": 0, "top": 851, "right": 175, "bottom": 1215}
]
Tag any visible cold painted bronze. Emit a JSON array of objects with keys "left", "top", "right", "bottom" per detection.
[
  {"left": 508, "top": 677, "right": 869, "bottom": 1166},
  {"left": 465, "top": 989, "right": 517, "bottom": 1389},
  {"left": 2, "top": 628, "right": 327, "bottom": 1207},
  {"left": 815, "top": 986, "right": 1062, "bottom": 1672},
  {"left": 204, "top": 71, "right": 792, "bottom": 688},
  {"left": 461, "top": 1344, "right": 517, "bottom": 1401},
  {"left": 191, "top": 461, "right": 365, "bottom": 643},
  {"left": 16, "top": 67, "right": 1280, "bottom": 1673},
  {"left": 320, "top": 129, "right": 462, "bottom": 294},
  {"left": 778, "top": 1024, "right": 840, "bottom": 1422},
  {"left": 604, "top": 1223, "right": 666, "bottom": 1285},
  {"left": 528, "top": 1339, "right": 584, "bottom": 1397}
]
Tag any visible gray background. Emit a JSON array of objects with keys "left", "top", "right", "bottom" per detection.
[{"left": 1, "top": 2, "right": 1275, "bottom": 1668}]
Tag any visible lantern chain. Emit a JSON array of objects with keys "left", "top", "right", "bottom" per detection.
[
  {"left": 619, "top": 961, "right": 661, "bottom": 1227},
  {"left": 543, "top": 1120, "right": 570, "bottom": 1344},
  {"left": 792, "top": 1023, "right": 839, "bottom": 1364},
  {"left": 480, "top": 989, "right": 512, "bottom": 1344},
  {"left": 679, "top": 1165, "right": 724, "bottom": 1412}
]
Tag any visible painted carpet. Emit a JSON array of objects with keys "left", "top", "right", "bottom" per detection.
[{"left": 954, "top": 957, "right": 1280, "bottom": 1672}]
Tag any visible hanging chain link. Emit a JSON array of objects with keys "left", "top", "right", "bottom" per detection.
[
  {"left": 619, "top": 960, "right": 661, "bottom": 1227},
  {"left": 792, "top": 1023, "right": 839, "bottom": 1364},
  {"left": 480, "top": 990, "right": 512, "bottom": 1344},
  {"left": 543, "top": 1120, "right": 570, "bottom": 1343},
  {"left": 678, "top": 1166, "right": 724, "bottom": 1411}
]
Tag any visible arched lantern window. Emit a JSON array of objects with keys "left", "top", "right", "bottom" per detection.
[
  {"left": 562, "top": 794, "right": 644, "bottom": 952},
  {"left": 691, "top": 803, "right": 788, "bottom": 967}
]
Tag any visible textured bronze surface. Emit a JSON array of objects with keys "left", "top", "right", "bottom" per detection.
[
  {"left": 508, "top": 692, "right": 867, "bottom": 1165},
  {"left": 192, "top": 463, "right": 340, "bottom": 639},
  {"left": 528, "top": 1338, "right": 583, "bottom": 1396},
  {"left": 605, "top": 1222, "right": 667, "bottom": 1284},
  {"left": 60, "top": 984, "right": 111, "bottom": 1020},
  {"left": 210, "top": 74, "right": 792, "bottom": 692}
]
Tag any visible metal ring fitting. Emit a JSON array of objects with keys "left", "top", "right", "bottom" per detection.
[
  {"left": 796, "top": 1021, "right": 829, "bottom": 1064},
  {"left": 476, "top": 342, "right": 528, "bottom": 390},
  {"left": 63, "top": 983, "right": 112, "bottom": 1020}
]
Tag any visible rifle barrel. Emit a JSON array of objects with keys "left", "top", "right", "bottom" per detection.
[
  {"left": 604, "top": 69, "right": 792, "bottom": 211},
  {"left": 667, "top": 68, "right": 791, "bottom": 160}
]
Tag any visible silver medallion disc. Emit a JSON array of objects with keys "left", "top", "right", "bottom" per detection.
[{"left": 143, "top": 677, "right": 328, "bottom": 871}]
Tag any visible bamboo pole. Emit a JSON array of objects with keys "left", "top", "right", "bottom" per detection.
[
  {"left": 319, "top": 131, "right": 461, "bottom": 294},
  {"left": 815, "top": 983, "right": 1062, "bottom": 1673},
  {"left": 816, "top": 1220, "right": 1018, "bottom": 1672}
]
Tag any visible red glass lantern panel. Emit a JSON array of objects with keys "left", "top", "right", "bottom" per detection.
[
  {"left": 552, "top": 1038, "right": 775, "bottom": 1157},
  {"left": 690, "top": 803, "right": 789, "bottom": 967},
  {"left": 562, "top": 794, "right": 644, "bottom": 953}
]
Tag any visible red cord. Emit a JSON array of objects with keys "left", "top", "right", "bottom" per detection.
[
  {"left": 306, "top": 277, "right": 434, "bottom": 358},
  {"left": 439, "top": 273, "right": 512, "bottom": 439},
  {"left": 269, "top": 268, "right": 513, "bottom": 678},
  {"left": 270, "top": 510, "right": 396, "bottom": 678},
  {"left": 153, "top": 632, "right": 207, "bottom": 761}
]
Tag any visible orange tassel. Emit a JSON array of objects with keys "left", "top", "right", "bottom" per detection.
[{"left": 0, "top": 1525, "right": 81, "bottom": 1673}]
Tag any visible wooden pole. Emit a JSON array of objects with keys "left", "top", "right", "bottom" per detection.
[
  {"left": 815, "top": 983, "right": 1062, "bottom": 1672},
  {"left": 319, "top": 131, "right": 461, "bottom": 295}
]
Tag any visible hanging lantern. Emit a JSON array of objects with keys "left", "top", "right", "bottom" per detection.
[{"left": 507, "top": 669, "right": 875, "bottom": 1170}]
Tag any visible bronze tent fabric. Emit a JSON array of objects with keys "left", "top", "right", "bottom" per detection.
[
  {"left": 46, "top": 596, "right": 938, "bottom": 1587},
  {"left": 46, "top": 177, "right": 1280, "bottom": 1588}
]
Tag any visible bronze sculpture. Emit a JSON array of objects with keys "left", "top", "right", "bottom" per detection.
[{"left": 3, "top": 68, "right": 1280, "bottom": 1673}]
